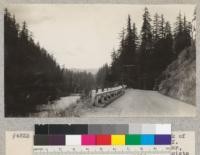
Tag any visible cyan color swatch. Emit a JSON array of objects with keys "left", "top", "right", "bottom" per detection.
[{"left": 141, "top": 134, "right": 155, "bottom": 145}]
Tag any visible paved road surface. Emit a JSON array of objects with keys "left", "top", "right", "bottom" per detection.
[{"left": 82, "top": 89, "right": 195, "bottom": 117}]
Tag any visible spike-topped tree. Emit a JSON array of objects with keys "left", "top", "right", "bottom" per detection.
[
  {"left": 159, "top": 14, "right": 165, "bottom": 39},
  {"left": 174, "top": 12, "right": 192, "bottom": 55},
  {"left": 140, "top": 7, "right": 153, "bottom": 52},
  {"left": 153, "top": 13, "right": 160, "bottom": 42}
]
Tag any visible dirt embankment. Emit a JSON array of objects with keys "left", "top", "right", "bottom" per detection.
[{"left": 157, "top": 45, "right": 196, "bottom": 105}]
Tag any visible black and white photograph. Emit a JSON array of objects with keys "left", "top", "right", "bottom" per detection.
[{"left": 4, "top": 4, "right": 196, "bottom": 117}]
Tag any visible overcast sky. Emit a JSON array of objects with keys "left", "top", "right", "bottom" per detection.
[{"left": 7, "top": 4, "right": 195, "bottom": 69}]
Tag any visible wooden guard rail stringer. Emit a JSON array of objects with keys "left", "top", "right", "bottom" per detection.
[{"left": 90, "top": 85, "right": 127, "bottom": 107}]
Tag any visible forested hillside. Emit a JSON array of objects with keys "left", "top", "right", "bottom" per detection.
[
  {"left": 4, "top": 9, "right": 95, "bottom": 116},
  {"left": 4, "top": 7, "right": 196, "bottom": 116},
  {"left": 97, "top": 7, "right": 195, "bottom": 92}
]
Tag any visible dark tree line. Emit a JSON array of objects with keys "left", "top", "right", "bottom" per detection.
[
  {"left": 97, "top": 7, "right": 193, "bottom": 90},
  {"left": 4, "top": 9, "right": 95, "bottom": 116},
  {"left": 95, "top": 64, "right": 111, "bottom": 88},
  {"left": 62, "top": 69, "right": 95, "bottom": 96}
]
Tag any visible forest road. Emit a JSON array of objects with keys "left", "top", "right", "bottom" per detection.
[{"left": 82, "top": 89, "right": 195, "bottom": 117}]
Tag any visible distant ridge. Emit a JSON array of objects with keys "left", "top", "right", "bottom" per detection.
[{"left": 70, "top": 68, "right": 98, "bottom": 75}]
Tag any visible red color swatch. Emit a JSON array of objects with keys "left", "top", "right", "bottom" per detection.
[{"left": 96, "top": 135, "right": 111, "bottom": 145}]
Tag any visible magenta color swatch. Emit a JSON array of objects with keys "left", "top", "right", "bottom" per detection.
[{"left": 81, "top": 135, "right": 96, "bottom": 145}]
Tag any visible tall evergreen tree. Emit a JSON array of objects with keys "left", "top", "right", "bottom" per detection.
[
  {"left": 139, "top": 7, "right": 153, "bottom": 89},
  {"left": 132, "top": 23, "right": 138, "bottom": 49},
  {"left": 140, "top": 7, "right": 153, "bottom": 52},
  {"left": 159, "top": 14, "right": 165, "bottom": 39},
  {"left": 174, "top": 12, "right": 191, "bottom": 55},
  {"left": 165, "top": 22, "right": 172, "bottom": 37},
  {"left": 121, "top": 16, "right": 138, "bottom": 87},
  {"left": 110, "top": 49, "right": 121, "bottom": 85},
  {"left": 153, "top": 13, "right": 160, "bottom": 42},
  {"left": 164, "top": 21, "right": 174, "bottom": 65},
  {"left": 175, "top": 12, "right": 183, "bottom": 34},
  {"left": 19, "top": 21, "right": 29, "bottom": 41},
  {"left": 124, "top": 15, "right": 134, "bottom": 65}
]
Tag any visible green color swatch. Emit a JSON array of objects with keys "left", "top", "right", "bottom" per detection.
[{"left": 125, "top": 134, "right": 141, "bottom": 145}]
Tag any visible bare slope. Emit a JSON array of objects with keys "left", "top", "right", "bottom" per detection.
[{"left": 157, "top": 45, "right": 196, "bottom": 105}]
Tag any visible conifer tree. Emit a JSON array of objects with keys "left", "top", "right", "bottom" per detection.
[
  {"left": 20, "top": 21, "right": 29, "bottom": 41},
  {"left": 164, "top": 21, "right": 174, "bottom": 65},
  {"left": 174, "top": 12, "right": 191, "bottom": 55},
  {"left": 159, "top": 14, "right": 165, "bottom": 39},
  {"left": 139, "top": 7, "right": 153, "bottom": 89},
  {"left": 132, "top": 23, "right": 138, "bottom": 49},
  {"left": 175, "top": 12, "right": 183, "bottom": 34},
  {"left": 141, "top": 7, "right": 153, "bottom": 52},
  {"left": 153, "top": 13, "right": 160, "bottom": 42}
]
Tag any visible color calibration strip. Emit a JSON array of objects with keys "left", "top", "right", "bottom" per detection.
[
  {"left": 34, "top": 124, "right": 171, "bottom": 146},
  {"left": 8, "top": 131, "right": 196, "bottom": 155},
  {"left": 34, "top": 134, "right": 171, "bottom": 146}
]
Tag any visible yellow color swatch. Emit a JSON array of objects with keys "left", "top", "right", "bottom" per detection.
[{"left": 111, "top": 135, "right": 125, "bottom": 145}]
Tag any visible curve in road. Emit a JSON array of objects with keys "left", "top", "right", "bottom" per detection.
[{"left": 82, "top": 89, "right": 195, "bottom": 117}]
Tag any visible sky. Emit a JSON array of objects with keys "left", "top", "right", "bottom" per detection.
[{"left": 7, "top": 4, "right": 195, "bottom": 69}]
